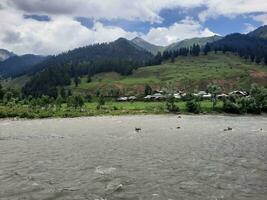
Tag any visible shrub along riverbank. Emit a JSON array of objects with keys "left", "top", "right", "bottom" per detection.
[
  {"left": 0, "top": 101, "right": 223, "bottom": 119},
  {"left": 0, "top": 84, "right": 266, "bottom": 119}
]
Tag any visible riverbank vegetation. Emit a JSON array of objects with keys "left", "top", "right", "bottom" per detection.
[{"left": 0, "top": 83, "right": 266, "bottom": 119}]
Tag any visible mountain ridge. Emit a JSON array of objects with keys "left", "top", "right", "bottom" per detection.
[
  {"left": 0, "top": 49, "right": 16, "bottom": 62},
  {"left": 247, "top": 25, "right": 267, "bottom": 39},
  {"left": 131, "top": 37, "right": 165, "bottom": 55}
]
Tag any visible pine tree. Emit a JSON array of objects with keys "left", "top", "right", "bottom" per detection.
[
  {"left": 203, "top": 43, "right": 211, "bottom": 55},
  {"left": 264, "top": 54, "right": 267, "bottom": 65},
  {"left": 0, "top": 83, "right": 4, "bottom": 101},
  {"left": 87, "top": 75, "right": 92, "bottom": 83}
]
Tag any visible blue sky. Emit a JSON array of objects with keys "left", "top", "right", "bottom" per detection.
[
  {"left": 1, "top": 0, "right": 267, "bottom": 55},
  {"left": 75, "top": 8, "right": 263, "bottom": 36}
]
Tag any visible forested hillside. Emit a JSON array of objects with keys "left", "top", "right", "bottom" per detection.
[
  {"left": 0, "top": 54, "right": 47, "bottom": 78},
  {"left": 22, "top": 38, "right": 154, "bottom": 97}
]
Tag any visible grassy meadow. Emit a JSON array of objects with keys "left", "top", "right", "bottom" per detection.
[
  {"left": 70, "top": 52, "right": 267, "bottom": 96},
  {"left": 0, "top": 100, "right": 223, "bottom": 119}
]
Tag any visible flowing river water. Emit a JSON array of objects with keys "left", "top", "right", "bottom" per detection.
[{"left": 0, "top": 115, "right": 267, "bottom": 200}]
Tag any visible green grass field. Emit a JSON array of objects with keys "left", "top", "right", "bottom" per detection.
[
  {"left": 0, "top": 100, "right": 223, "bottom": 118},
  {"left": 71, "top": 52, "right": 267, "bottom": 96}
]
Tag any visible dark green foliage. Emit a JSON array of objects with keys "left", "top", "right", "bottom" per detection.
[
  {"left": 203, "top": 43, "right": 211, "bottom": 55},
  {"left": 97, "top": 95, "right": 105, "bottom": 109},
  {"left": 186, "top": 99, "right": 201, "bottom": 113},
  {"left": 0, "top": 83, "right": 4, "bottom": 101},
  {"left": 223, "top": 85, "right": 267, "bottom": 114},
  {"left": 207, "top": 84, "right": 221, "bottom": 110},
  {"left": 144, "top": 84, "right": 152, "bottom": 95},
  {"left": 74, "top": 75, "right": 81, "bottom": 87},
  {"left": 160, "top": 44, "right": 201, "bottom": 63},
  {"left": 67, "top": 95, "right": 84, "bottom": 109},
  {"left": 223, "top": 98, "right": 241, "bottom": 114},
  {"left": 190, "top": 44, "right": 200, "bottom": 56},
  {"left": 87, "top": 75, "right": 92, "bottom": 83},
  {"left": 264, "top": 54, "right": 267, "bottom": 65},
  {"left": 22, "top": 38, "right": 153, "bottom": 97},
  {"left": 255, "top": 57, "right": 261, "bottom": 64},
  {"left": 166, "top": 95, "right": 179, "bottom": 113},
  {"left": 60, "top": 88, "right": 66, "bottom": 99},
  {"left": 0, "top": 54, "right": 47, "bottom": 78},
  {"left": 210, "top": 33, "right": 267, "bottom": 65}
]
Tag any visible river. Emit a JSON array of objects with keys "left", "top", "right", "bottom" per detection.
[{"left": 0, "top": 115, "right": 267, "bottom": 200}]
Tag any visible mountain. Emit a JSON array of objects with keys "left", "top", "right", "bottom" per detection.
[
  {"left": 131, "top": 37, "right": 165, "bottom": 55},
  {"left": 22, "top": 38, "right": 154, "bottom": 97},
  {"left": 0, "top": 49, "right": 16, "bottom": 62},
  {"left": 8, "top": 52, "right": 267, "bottom": 93},
  {"left": 247, "top": 25, "right": 267, "bottom": 39},
  {"left": 166, "top": 35, "right": 222, "bottom": 51},
  {"left": 0, "top": 54, "right": 47, "bottom": 78},
  {"left": 210, "top": 33, "right": 267, "bottom": 52},
  {"left": 31, "top": 38, "right": 154, "bottom": 74}
]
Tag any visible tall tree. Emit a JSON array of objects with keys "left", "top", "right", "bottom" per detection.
[
  {"left": 203, "top": 43, "right": 211, "bottom": 55},
  {"left": 207, "top": 84, "right": 222, "bottom": 110},
  {"left": 0, "top": 83, "right": 4, "bottom": 101},
  {"left": 144, "top": 84, "right": 152, "bottom": 95}
]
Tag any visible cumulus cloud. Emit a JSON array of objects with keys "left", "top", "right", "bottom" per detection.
[
  {"left": 0, "top": 7, "right": 138, "bottom": 55},
  {"left": 252, "top": 14, "right": 267, "bottom": 25},
  {"left": 198, "top": 0, "right": 267, "bottom": 21},
  {"left": 143, "top": 17, "right": 216, "bottom": 46},
  {"left": 6, "top": 0, "right": 267, "bottom": 23},
  {"left": 7, "top": 0, "right": 205, "bottom": 23}
]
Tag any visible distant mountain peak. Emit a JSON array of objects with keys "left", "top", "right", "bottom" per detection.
[
  {"left": 131, "top": 37, "right": 164, "bottom": 55},
  {"left": 166, "top": 35, "right": 223, "bottom": 51},
  {"left": 248, "top": 25, "right": 267, "bottom": 39},
  {"left": 0, "top": 49, "right": 16, "bottom": 62}
]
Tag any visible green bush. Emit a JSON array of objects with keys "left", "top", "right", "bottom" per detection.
[
  {"left": 166, "top": 96, "right": 180, "bottom": 113},
  {"left": 186, "top": 99, "right": 201, "bottom": 113},
  {"left": 223, "top": 99, "right": 242, "bottom": 114}
]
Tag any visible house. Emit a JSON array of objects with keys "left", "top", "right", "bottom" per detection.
[
  {"left": 174, "top": 93, "right": 182, "bottom": 99},
  {"left": 218, "top": 94, "right": 228, "bottom": 99},
  {"left": 229, "top": 90, "right": 248, "bottom": 97},
  {"left": 144, "top": 93, "right": 165, "bottom": 100},
  {"left": 152, "top": 93, "right": 165, "bottom": 100},
  {"left": 144, "top": 95, "right": 153, "bottom": 100},
  {"left": 202, "top": 93, "right": 212, "bottom": 99},
  {"left": 193, "top": 91, "right": 208, "bottom": 97},
  {"left": 128, "top": 96, "right": 137, "bottom": 101},
  {"left": 117, "top": 97, "right": 128, "bottom": 101}
]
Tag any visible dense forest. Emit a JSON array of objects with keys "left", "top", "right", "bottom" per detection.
[
  {"left": 0, "top": 54, "right": 47, "bottom": 78},
  {"left": 22, "top": 38, "right": 154, "bottom": 97}
]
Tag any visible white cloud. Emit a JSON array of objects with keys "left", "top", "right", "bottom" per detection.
[
  {"left": 143, "top": 17, "right": 216, "bottom": 46},
  {"left": 7, "top": 0, "right": 205, "bottom": 23},
  {"left": 198, "top": 0, "right": 267, "bottom": 22},
  {"left": 252, "top": 14, "right": 267, "bottom": 25},
  {"left": 0, "top": 7, "right": 138, "bottom": 55},
  {"left": 243, "top": 23, "right": 257, "bottom": 34},
  {"left": 6, "top": 0, "right": 267, "bottom": 23}
]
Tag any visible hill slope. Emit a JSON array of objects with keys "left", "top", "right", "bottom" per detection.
[
  {"left": 248, "top": 25, "right": 267, "bottom": 39},
  {"left": 0, "top": 54, "right": 47, "bottom": 78},
  {"left": 0, "top": 49, "right": 16, "bottom": 62},
  {"left": 69, "top": 52, "right": 267, "bottom": 95},
  {"left": 30, "top": 38, "right": 153, "bottom": 75},
  {"left": 21, "top": 38, "right": 154, "bottom": 97},
  {"left": 166, "top": 35, "right": 222, "bottom": 51},
  {"left": 4, "top": 52, "right": 267, "bottom": 94},
  {"left": 131, "top": 37, "right": 165, "bottom": 55}
]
